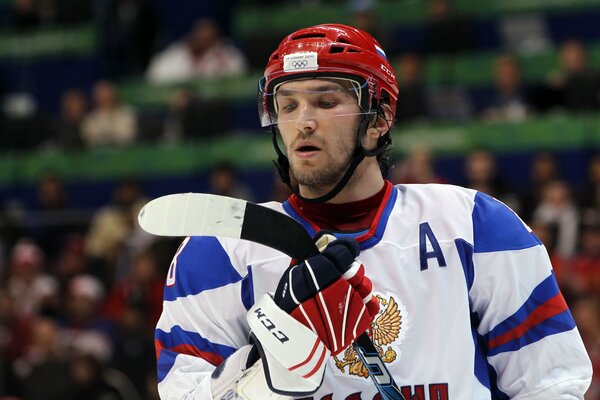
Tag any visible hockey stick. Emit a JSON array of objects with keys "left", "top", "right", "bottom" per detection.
[{"left": 139, "top": 193, "right": 404, "bottom": 400}]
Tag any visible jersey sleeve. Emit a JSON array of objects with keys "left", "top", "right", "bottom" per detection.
[
  {"left": 468, "top": 192, "right": 592, "bottom": 399},
  {"left": 155, "top": 236, "right": 253, "bottom": 400}
]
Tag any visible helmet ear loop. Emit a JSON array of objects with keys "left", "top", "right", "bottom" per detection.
[
  {"left": 362, "top": 98, "right": 391, "bottom": 156},
  {"left": 270, "top": 125, "right": 292, "bottom": 187},
  {"left": 364, "top": 103, "right": 394, "bottom": 178},
  {"left": 375, "top": 105, "right": 393, "bottom": 148}
]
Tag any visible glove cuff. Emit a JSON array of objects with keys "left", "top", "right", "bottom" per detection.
[
  {"left": 210, "top": 345, "right": 290, "bottom": 400},
  {"left": 247, "top": 293, "right": 330, "bottom": 396}
]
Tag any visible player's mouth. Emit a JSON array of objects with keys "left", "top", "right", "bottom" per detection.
[{"left": 294, "top": 142, "right": 322, "bottom": 158}]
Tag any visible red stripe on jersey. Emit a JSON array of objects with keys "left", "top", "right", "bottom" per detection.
[
  {"left": 355, "top": 182, "right": 393, "bottom": 242},
  {"left": 488, "top": 293, "right": 569, "bottom": 349},
  {"left": 155, "top": 338, "right": 164, "bottom": 360}
]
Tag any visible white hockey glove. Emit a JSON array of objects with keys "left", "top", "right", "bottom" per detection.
[
  {"left": 210, "top": 344, "right": 290, "bottom": 400},
  {"left": 247, "top": 238, "right": 379, "bottom": 397}
]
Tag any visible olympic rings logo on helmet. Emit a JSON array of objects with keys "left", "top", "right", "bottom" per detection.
[{"left": 291, "top": 60, "right": 308, "bottom": 69}]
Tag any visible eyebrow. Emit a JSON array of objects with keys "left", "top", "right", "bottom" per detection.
[{"left": 276, "top": 84, "right": 346, "bottom": 97}]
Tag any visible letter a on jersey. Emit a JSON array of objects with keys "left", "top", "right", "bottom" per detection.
[{"left": 419, "top": 222, "right": 446, "bottom": 271}]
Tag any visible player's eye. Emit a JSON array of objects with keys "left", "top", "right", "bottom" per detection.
[
  {"left": 278, "top": 102, "right": 297, "bottom": 113},
  {"left": 318, "top": 100, "right": 337, "bottom": 109}
]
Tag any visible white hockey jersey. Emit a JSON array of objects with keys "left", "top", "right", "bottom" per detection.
[{"left": 155, "top": 183, "right": 592, "bottom": 400}]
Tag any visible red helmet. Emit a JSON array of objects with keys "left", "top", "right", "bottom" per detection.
[{"left": 258, "top": 23, "right": 398, "bottom": 127}]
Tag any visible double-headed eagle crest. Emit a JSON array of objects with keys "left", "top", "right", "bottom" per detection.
[{"left": 334, "top": 294, "right": 403, "bottom": 378}]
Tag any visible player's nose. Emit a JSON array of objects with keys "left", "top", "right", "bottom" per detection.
[{"left": 294, "top": 104, "right": 317, "bottom": 133}]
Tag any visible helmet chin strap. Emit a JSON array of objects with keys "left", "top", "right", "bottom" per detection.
[{"left": 271, "top": 113, "right": 389, "bottom": 204}]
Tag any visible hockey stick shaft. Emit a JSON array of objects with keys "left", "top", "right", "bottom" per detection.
[{"left": 139, "top": 193, "right": 404, "bottom": 400}]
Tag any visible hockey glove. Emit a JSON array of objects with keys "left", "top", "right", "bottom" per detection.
[
  {"left": 273, "top": 237, "right": 379, "bottom": 356},
  {"left": 246, "top": 238, "right": 379, "bottom": 397}
]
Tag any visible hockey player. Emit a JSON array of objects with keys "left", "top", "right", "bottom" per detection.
[{"left": 154, "top": 24, "right": 592, "bottom": 399}]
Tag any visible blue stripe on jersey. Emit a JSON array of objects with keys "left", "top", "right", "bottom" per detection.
[
  {"left": 164, "top": 236, "right": 243, "bottom": 301},
  {"left": 455, "top": 239, "right": 475, "bottom": 291},
  {"left": 241, "top": 265, "right": 254, "bottom": 310},
  {"left": 485, "top": 273, "right": 575, "bottom": 356},
  {"left": 157, "top": 347, "right": 178, "bottom": 383},
  {"left": 335, "top": 229, "right": 369, "bottom": 239},
  {"left": 471, "top": 312, "right": 510, "bottom": 399},
  {"left": 282, "top": 201, "right": 318, "bottom": 238},
  {"left": 472, "top": 192, "right": 542, "bottom": 253},
  {"left": 155, "top": 326, "right": 236, "bottom": 382}
]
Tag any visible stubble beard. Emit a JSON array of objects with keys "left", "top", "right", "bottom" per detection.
[
  {"left": 289, "top": 139, "right": 356, "bottom": 192},
  {"left": 291, "top": 158, "right": 348, "bottom": 189}
]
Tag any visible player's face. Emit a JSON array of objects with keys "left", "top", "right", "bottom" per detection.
[{"left": 275, "top": 79, "right": 361, "bottom": 190}]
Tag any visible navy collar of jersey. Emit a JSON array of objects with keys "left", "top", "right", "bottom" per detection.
[{"left": 282, "top": 181, "right": 398, "bottom": 251}]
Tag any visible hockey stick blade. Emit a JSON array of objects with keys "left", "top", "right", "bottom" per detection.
[
  {"left": 138, "top": 193, "right": 318, "bottom": 258},
  {"left": 138, "top": 193, "right": 404, "bottom": 400}
]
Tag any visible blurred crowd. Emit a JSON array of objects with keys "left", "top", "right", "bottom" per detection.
[
  {"left": 0, "top": 163, "right": 258, "bottom": 400},
  {"left": 1, "top": 0, "right": 600, "bottom": 151},
  {"left": 0, "top": 0, "right": 600, "bottom": 399}
]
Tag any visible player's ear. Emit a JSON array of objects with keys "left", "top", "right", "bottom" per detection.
[{"left": 366, "top": 104, "right": 393, "bottom": 140}]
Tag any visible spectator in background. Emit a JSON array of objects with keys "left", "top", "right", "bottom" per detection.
[
  {"left": 47, "top": 89, "right": 87, "bottom": 150},
  {"left": 146, "top": 18, "right": 248, "bottom": 84},
  {"left": 268, "top": 171, "right": 293, "bottom": 202},
  {"left": 532, "top": 180, "right": 580, "bottom": 260},
  {"left": 571, "top": 295, "right": 600, "bottom": 400},
  {"left": 462, "top": 149, "right": 520, "bottom": 212},
  {"left": 2, "top": 92, "right": 47, "bottom": 150},
  {"left": 85, "top": 179, "right": 147, "bottom": 287},
  {"left": 35, "top": 172, "right": 68, "bottom": 216},
  {"left": 58, "top": 274, "right": 114, "bottom": 362},
  {"left": 424, "top": 0, "right": 474, "bottom": 56},
  {"left": 548, "top": 39, "right": 600, "bottom": 112},
  {"left": 9, "top": 0, "right": 40, "bottom": 30},
  {"left": 52, "top": 233, "right": 88, "bottom": 288},
  {"left": 162, "top": 87, "right": 232, "bottom": 142},
  {"left": 529, "top": 221, "right": 568, "bottom": 288},
  {"left": 349, "top": 0, "right": 391, "bottom": 52},
  {"left": 39, "top": 0, "right": 91, "bottom": 26},
  {"left": 6, "top": 239, "right": 59, "bottom": 319},
  {"left": 81, "top": 80, "right": 137, "bottom": 148},
  {"left": 520, "top": 151, "right": 560, "bottom": 222},
  {"left": 69, "top": 352, "right": 134, "bottom": 400},
  {"left": 208, "top": 160, "right": 255, "bottom": 201},
  {"left": 389, "top": 146, "right": 445, "bottom": 185},
  {"left": 482, "top": 54, "right": 531, "bottom": 121},
  {"left": 0, "top": 200, "right": 27, "bottom": 275},
  {"left": 394, "top": 53, "right": 429, "bottom": 123},
  {"left": 580, "top": 153, "right": 600, "bottom": 210},
  {"left": 105, "top": 251, "right": 162, "bottom": 398},
  {"left": 97, "top": 0, "right": 159, "bottom": 78},
  {"left": 12, "top": 315, "right": 72, "bottom": 400},
  {"left": 30, "top": 173, "right": 72, "bottom": 261},
  {"left": 0, "top": 287, "right": 32, "bottom": 396},
  {"left": 564, "top": 210, "right": 600, "bottom": 299},
  {"left": 104, "top": 250, "right": 163, "bottom": 329}
]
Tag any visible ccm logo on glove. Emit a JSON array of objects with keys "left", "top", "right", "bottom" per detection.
[{"left": 252, "top": 307, "right": 290, "bottom": 343}]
